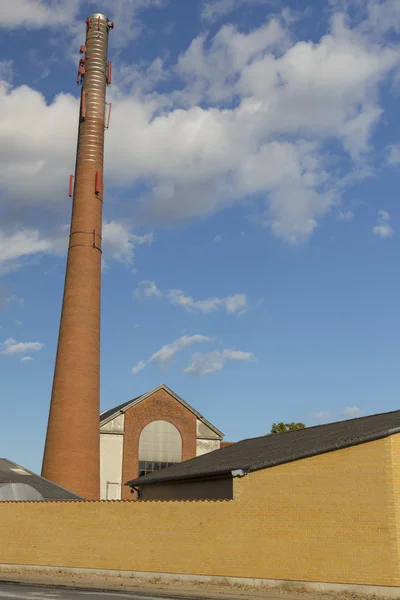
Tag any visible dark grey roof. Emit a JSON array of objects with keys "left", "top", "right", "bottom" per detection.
[
  {"left": 100, "top": 396, "right": 141, "bottom": 423},
  {"left": 126, "top": 409, "right": 400, "bottom": 487},
  {"left": 0, "top": 459, "right": 82, "bottom": 500}
]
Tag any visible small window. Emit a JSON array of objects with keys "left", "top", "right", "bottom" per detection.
[{"left": 137, "top": 461, "right": 176, "bottom": 477}]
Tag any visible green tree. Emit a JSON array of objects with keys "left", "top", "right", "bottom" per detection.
[{"left": 270, "top": 421, "right": 306, "bottom": 434}]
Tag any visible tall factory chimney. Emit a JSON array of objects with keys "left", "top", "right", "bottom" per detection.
[{"left": 41, "top": 14, "right": 114, "bottom": 500}]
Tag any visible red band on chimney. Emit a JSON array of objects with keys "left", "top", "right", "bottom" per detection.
[
  {"left": 81, "top": 90, "right": 87, "bottom": 120},
  {"left": 69, "top": 175, "right": 74, "bottom": 198},
  {"left": 105, "top": 102, "right": 112, "bottom": 129},
  {"left": 77, "top": 62, "right": 85, "bottom": 84},
  {"left": 95, "top": 171, "right": 102, "bottom": 195}
]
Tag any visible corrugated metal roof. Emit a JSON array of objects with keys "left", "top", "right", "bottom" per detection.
[{"left": 126, "top": 409, "right": 400, "bottom": 487}]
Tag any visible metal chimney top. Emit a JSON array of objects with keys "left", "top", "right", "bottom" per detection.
[{"left": 87, "top": 12, "right": 110, "bottom": 21}]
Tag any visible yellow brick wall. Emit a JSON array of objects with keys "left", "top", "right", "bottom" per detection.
[
  {"left": 389, "top": 435, "right": 400, "bottom": 568},
  {"left": 0, "top": 436, "right": 398, "bottom": 587}
]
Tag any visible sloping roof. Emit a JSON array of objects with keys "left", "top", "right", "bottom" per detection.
[
  {"left": 0, "top": 459, "right": 82, "bottom": 500},
  {"left": 126, "top": 409, "right": 400, "bottom": 487},
  {"left": 100, "top": 383, "right": 224, "bottom": 438},
  {"left": 100, "top": 396, "right": 141, "bottom": 423}
]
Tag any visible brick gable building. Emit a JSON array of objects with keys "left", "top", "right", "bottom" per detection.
[{"left": 100, "top": 384, "right": 226, "bottom": 500}]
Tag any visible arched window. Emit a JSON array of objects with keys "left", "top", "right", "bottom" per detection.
[{"left": 138, "top": 420, "right": 182, "bottom": 477}]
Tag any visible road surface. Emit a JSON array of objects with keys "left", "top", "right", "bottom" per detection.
[{"left": 0, "top": 583, "right": 205, "bottom": 600}]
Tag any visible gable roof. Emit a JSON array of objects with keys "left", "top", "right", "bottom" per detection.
[
  {"left": 0, "top": 459, "right": 82, "bottom": 500},
  {"left": 100, "top": 396, "right": 141, "bottom": 423},
  {"left": 100, "top": 383, "right": 224, "bottom": 438},
  {"left": 126, "top": 408, "right": 400, "bottom": 487}
]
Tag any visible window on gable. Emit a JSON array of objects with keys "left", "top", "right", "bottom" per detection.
[{"left": 138, "top": 420, "right": 182, "bottom": 477}]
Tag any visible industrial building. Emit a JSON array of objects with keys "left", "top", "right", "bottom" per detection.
[
  {"left": 100, "top": 383, "right": 229, "bottom": 500},
  {"left": 126, "top": 408, "right": 400, "bottom": 500}
]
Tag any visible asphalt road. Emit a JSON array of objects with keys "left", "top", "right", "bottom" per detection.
[{"left": 0, "top": 583, "right": 201, "bottom": 600}]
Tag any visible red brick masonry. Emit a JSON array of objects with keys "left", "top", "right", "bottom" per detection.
[{"left": 121, "top": 388, "right": 197, "bottom": 500}]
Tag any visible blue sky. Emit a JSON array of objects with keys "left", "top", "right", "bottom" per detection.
[{"left": 1, "top": 0, "right": 400, "bottom": 474}]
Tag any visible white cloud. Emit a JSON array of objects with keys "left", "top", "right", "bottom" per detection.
[
  {"left": 168, "top": 290, "right": 248, "bottom": 316},
  {"left": 21, "top": 356, "right": 33, "bottom": 362},
  {"left": 0, "top": 229, "right": 52, "bottom": 263},
  {"left": 0, "top": 0, "right": 164, "bottom": 41},
  {"left": 0, "top": 224, "right": 69, "bottom": 274},
  {"left": 0, "top": 61, "right": 13, "bottom": 83},
  {"left": 201, "top": 0, "right": 275, "bottom": 23},
  {"left": 388, "top": 144, "right": 400, "bottom": 165},
  {"left": 0, "top": 0, "right": 80, "bottom": 29},
  {"left": 201, "top": 0, "right": 237, "bottom": 22},
  {"left": 0, "top": 81, "right": 78, "bottom": 208},
  {"left": 124, "top": 16, "right": 397, "bottom": 240},
  {"left": 134, "top": 280, "right": 162, "bottom": 299},
  {"left": 15, "top": 320, "right": 22, "bottom": 326},
  {"left": 361, "top": 0, "right": 400, "bottom": 36},
  {"left": 213, "top": 235, "right": 222, "bottom": 242},
  {"left": 134, "top": 280, "right": 249, "bottom": 316},
  {"left": 149, "top": 334, "right": 213, "bottom": 363},
  {"left": 184, "top": 348, "right": 255, "bottom": 376},
  {"left": 1, "top": 338, "right": 43, "bottom": 355},
  {"left": 0, "top": 2, "right": 399, "bottom": 247},
  {"left": 0, "top": 229, "right": 52, "bottom": 275},
  {"left": 342, "top": 406, "right": 363, "bottom": 418},
  {"left": 312, "top": 411, "right": 333, "bottom": 423},
  {"left": 132, "top": 232, "right": 154, "bottom": 245},
  {"left": 379, "top": 210, "right": 390, "bottom": 221},
  {"left": 4, "top": 295, "right": 24, "bottom": 307},
  {"left": 312, "top": 406, "right": 363, "bottom": 422},
  {"left": 133, "top": 323, "right": 140, "bottom": 329},
  {"left": 102, "top": 221, "right": 154, "bottom": 264},
  {"left": 373, "top": 209, "right": 393, "bottom": 238},
  {"left": 223, "top": 294, "right": 248, "bottom": 315},
  {"left": 131, "top": 334, "right": 214, "bottom": 374},
  {"left": 338, "top": 210, "right": 355, "bottom": 221},
  {"left": 0, "top": 221, "right": 153, "bottom": 275},
  {"left": 131, "top": 360, "right": 147, "bottom": 375}
]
